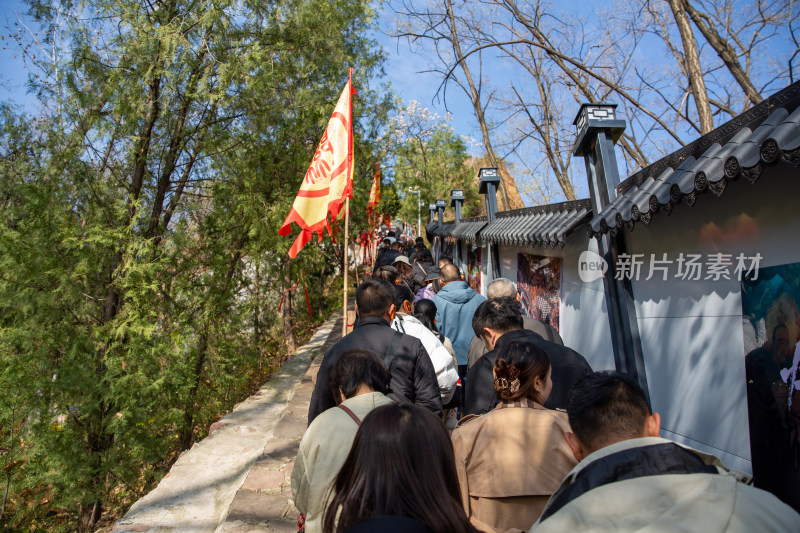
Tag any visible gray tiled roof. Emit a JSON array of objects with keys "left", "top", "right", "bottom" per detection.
[
  {"left": 425, "top": 220, "right": 456, "bottom": 240},
  {"left": 589, "top": 81, "right": 800, "bottom": 236},
  {"left": 479, "top": 199, "right": 593, "bottom": 248},
  {"left": 424, "top": 220, "right": 439, "bottom": 242},
  {"left": 450, "top": 216, "right": 487, "bottom": 243}
]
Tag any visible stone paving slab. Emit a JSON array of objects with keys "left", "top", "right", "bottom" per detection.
[
  {"left": 215, "top": 317, "right": 339, "bottom": 533},
  {"left": 113, "top": 315, "right": 341, "bottom": 533}
]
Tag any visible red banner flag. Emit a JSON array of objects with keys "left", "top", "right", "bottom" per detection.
[{"left": 279, "top": 69, "right": 355, "bottom": 258}]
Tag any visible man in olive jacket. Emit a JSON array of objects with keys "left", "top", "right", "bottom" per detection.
[
  {"left": 307, "top": 278, "right": 442, "bottom": 424},
  {"left": 531, "top": 371, "right": 800, "bottom": 532},
  {"left": 464, "top": 298, "right": 592, "bottom": 416}
]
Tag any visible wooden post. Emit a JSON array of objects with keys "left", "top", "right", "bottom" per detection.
[{"left": 342, "top": 197, "right": 350, "bottom": 336}]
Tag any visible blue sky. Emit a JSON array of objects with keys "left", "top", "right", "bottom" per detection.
[
  {"left": 2, "top": 1, "right": 796, "bottom": 206},
  {"left": 0, "top": 1, "right": 37, "bottom": 111}
]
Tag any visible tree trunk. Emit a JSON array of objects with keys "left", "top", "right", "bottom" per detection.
[
  {"left": 282, "top": 262, "right": 296, "bottom": 354},
  {"left": 76, "top": 500, "right": 102, "bottom": 533},
  {"left": 179, "top": 333, "right": 208, "bottom": 450},
  {"left": 253, "top": 260, "right": 261, "bottom": 345},
  {"left": 667, "top": 0, "right": 714, "bottom": 133},
  {"left": 680, "top": 0, "right": 763, "bottom": 106},
  {"left": 1, "top": 407, "right": 14, "bottom": 521},
  {"left": 444, "top": 0, "right": 521, "bottom": 211}
]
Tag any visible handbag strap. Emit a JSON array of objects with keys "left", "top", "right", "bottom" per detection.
[{"left": 337, "top": 404, "right": 362, "bottom": 426}]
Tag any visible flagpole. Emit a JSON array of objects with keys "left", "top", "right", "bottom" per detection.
[{"left": 342, "top": 197, "right": 350, "bottom": 337}]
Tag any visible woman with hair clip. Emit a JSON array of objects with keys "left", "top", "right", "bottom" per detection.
[
  {"left": 322, "top": 403, "right": 479, "bottom": 533},
  {"left": 451, "top": 341, "right": 577, "bottom": 532}
]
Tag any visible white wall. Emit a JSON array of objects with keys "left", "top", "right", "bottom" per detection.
[
  {"left": 496, "top": 238, "right": 616, "bottom": 372},
  {"left": 463, "top": 164, "right": 798, "bottom": 473},
  {"left": 624, "top": 164, "right": 800, "bottom": 473}
]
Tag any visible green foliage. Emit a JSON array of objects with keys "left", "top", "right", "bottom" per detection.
[
  {"left": 381, "top": 101, "right": 482, "bottom": 224},
  {"left": 0, "top": 0, "right": 389, "bottom": 529}
]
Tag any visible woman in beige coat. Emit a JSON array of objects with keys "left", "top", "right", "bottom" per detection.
[
  {"left": 451, "top": 341, "right": 577, "bottom": 533},
  {"left": 291, "top": 350, "right": 393, "bottom": 533}
]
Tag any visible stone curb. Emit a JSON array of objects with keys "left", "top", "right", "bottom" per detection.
[
  {"left": 215, "top": 326, "right": 336, "bottom": 533},
  {"left": 113, "top": 315, "right": 340, "bottom": 533}
]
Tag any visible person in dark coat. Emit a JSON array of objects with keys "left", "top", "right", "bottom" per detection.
[
  {"left": 375, "top": 241, "right": 402, "bottom": 267},
  {"left": 308, "top": 278, "right": 442, "bottom": 424},
  {"left": 411, "top": 249, "right": 435, "bottom": 289},
  {"left": 464, "top": 298, "right": 592, "bottom": 416}
]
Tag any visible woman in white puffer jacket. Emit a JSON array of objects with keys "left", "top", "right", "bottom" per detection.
[{"left": 390, "top": 297, "right": 459, "bottom": 404}]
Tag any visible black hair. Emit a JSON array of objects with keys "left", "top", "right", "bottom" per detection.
[
  {"left": 494, "top": 341, "right": 550, "bottom": 404},
  {"left": 356, "top": 279, "right": 395, "bottom": 317},
  {"left": 413, "top": 299, "right": 440, "bottom": 335},
  {"left": 322, "top": 404, "right": 478, "bottom": 533},
  {"left": 567, "top": 371, "right": 652, "bottom": 454},
  {"left": 393, "top": 284, "right": 414, "bottom": 309},
  {"left": 330, "top": 349, "right": 390, "bottom": 402},
  {"left": 471, "top": 297, "right": 523, "bottom": 337},
  {"left": 416, "top": 248, "right": 433, "bottom": 263},
  {"left": 372, "top": 265, "right": 399, "bottom": 285},
  {"left": 415, "top": 237, "right": 425, "bottom": 244}
]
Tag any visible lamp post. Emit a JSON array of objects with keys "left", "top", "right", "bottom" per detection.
[{"left": 408, "top": 187, "right": 421, "bottom": 238}]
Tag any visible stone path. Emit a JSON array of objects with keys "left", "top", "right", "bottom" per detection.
[{"left": 114, "top": 312, "right": 348, "bottom": 533}]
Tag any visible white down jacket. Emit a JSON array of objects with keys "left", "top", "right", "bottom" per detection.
[{"left": 391, "top": 313, "right": 459, "bottom": 403}]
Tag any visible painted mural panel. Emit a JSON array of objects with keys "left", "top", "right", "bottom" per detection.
[
  {"left": 742, "top": 262, "right": 800, "bottom": 513},
  {"left": 442, "top": 236, "right": 456, "bottom": 258},
  {"left": 516, "top": 253, "right": 561, "bottom": 331},
  {"left": 468, "top": 246, "right": 481, "bottom": 293}
]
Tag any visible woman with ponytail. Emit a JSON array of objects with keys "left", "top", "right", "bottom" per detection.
[{"left": 451, "top": 341, "right": 577, "bottom": 532}]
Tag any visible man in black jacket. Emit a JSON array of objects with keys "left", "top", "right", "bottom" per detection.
[
  {"left": 466, "top": 277, "right": 563, "bottom": 369},
  {"left": 307, "top": 278, "right": 442, "bottom": 424},
  {"left": 464, "top": 298, "right": 592, "bottom": 416}
]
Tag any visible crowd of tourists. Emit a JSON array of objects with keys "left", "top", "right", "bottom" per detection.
[{"left": 291, "top": 237, "right": 800, "bottom": 533}]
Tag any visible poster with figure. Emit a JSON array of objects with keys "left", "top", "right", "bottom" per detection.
[
  {"left": 516, "top": 253, "right": 561, "bottom": 331},
  {"left": 741, "top": 262, "right": 800, "bottom": 513},
  {"left": 442, "top": 236, "right": 456, "bottom": 259},
  {"left": 468, "top": 246, "right": 481, "bottom": 293}
]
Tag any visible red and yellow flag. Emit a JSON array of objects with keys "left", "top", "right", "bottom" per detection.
[
  {"left": 279, "top": 69, "right": 355, "bottom": 258},
  {"left": 367, "top": 161, "right": 381, "bottom": 225}
]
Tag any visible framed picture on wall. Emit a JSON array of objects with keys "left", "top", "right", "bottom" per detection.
[
  {"left": 741, "top": 262, "right": 800, "bottom": 513},
  {"left": 516, "top": 253, "right": 561, "bottom": 331},
  {"left": 467, "top": 246, "right": 481, "bottom": 293}
]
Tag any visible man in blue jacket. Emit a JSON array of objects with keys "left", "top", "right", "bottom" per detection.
[{"left": 432, "top": 263, "right": 486, "bottom": 405}]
